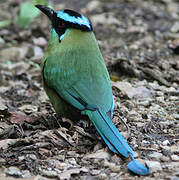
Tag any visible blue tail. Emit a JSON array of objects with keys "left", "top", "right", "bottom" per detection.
[{"left": 83, "top": 107, "right": 149, "bottom": 175}]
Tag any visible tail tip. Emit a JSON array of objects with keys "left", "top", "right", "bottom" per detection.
[{"left": 128, "top": 159, "right": 149, "bottom": 175}]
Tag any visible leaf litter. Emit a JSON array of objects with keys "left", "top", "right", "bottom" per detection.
[{"left": 0, "top": 0, "right": 178, "bottom": 179}]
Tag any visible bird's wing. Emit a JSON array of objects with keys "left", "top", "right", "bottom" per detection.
[{"left": 42, "top": 52, "right": 113, "bottom": 115}]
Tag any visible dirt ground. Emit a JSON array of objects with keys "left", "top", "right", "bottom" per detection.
[{"left": 0, "top": 0, "right": 178, "bottom": 179}]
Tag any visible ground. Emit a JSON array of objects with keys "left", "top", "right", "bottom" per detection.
[{"left": 0, "top": 0, "right": 178, "bottom": 179}]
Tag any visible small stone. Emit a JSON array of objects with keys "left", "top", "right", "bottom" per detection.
[
  {"left": 110, "top": 165, "right": 121, "bottom": 173},
  {"left": 90, "top": 169, "right": 101, "bottom": 175},
  {"left": 156, "top": 91, "right": 164, "bottom": 96},
  {"left": 5, "top": 166, "right": 22, "bottom": 177},
  {"left": 156, "top": 96, "right": 165, "bottom": 103},
  {"left": 138, "top": 100, "right": 150, "bottom": 106},
  {"left": 171, "top": 22, "right": 179, "bottom": 33},
  {"left": 33, "top": 37, "right": 47, "bottom": 47},
  {"left": 169, "top": 96, "right": 178, "bottom": 101},
  {"left": 33, "top": 46, "right": 44, "bottom": 60},
  {"left": 84, "top": 150, "right": 111, "bottom": 160},
  {"left": 136, "top": 122, "right": 144, "bottom": 128},
  {"left": 171, "top": 155, "right": 179, "bottom": 161},
  {"left": 161, "top": 156, "right": 170, "bottom": 162},
  {"left": 162, "top": 140, "right": 170, "bottom": 146},
  {"left": 21, "top": 170, "right": 31, "bottom": 178},
  {"left": 40, "top": 170, "right": 58, "bottom": 177},
  {"left": 19, "top": 104, "right": 38, "bottom": 114},
  {"left": 110, "top": 173, "right": 118, "bottom": 177},
  {"left": 0, "top": 100, "right": 7, "bottom": 111},
  {"left": 0, "top": 46, "right": 29, "bottom": 62},
  {"left": 170, "top": 176, "right": 179, "bottom": 180},
  {"left": 102, "top": 161, "right": 115, "bottom": 168},
  {"left": 98, "top": 173, "right": 107, "bottom": 180},
  {"left": 173, "top": 114, "right": 179, "bottom": 120},
  {"left": 113, "top": 82, "right": 151, "bottom": 99},
  {"left": 171, "top": 145, "right": 179, "bottom": 153},
  {"left": 86, "top": 0, "right": 101, "bottom": 11},
  {"left": 146, "top": 161, "right": 162, "bottom": 172},
  {"left": 0, "top": 158, "right": 6, "bottom": 163},
  {"left": 148, "top": 152, "right": 162, "bottom": 160}
]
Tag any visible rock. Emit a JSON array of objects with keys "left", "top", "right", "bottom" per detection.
[
  {"left": 146, "top": 161, "right": 162, "bottom": 172},
  {"left": 161, "top": 156, "right": 170, "bottom": 162},
  {"left": 0, "top": 61, "right": 30, "bottom": 71},
  {"left": 102, "top": 161, "right": 115, "bottom": 168},
  {"left": 0, "top": 100, "right": 7, "bottom": 111},
  {"left": 173, "top": 114, "right": 179, "bottom": 120},
  {"left": 90, "top": 169, "right": 101, "bottom": 175},
  {"left": 19, "top": 104, "right": 38, "bottom": 114},
  {"left": 98, "top": 173, "right": 107, "bottom": 180},
  {"left": 170, "top": 176, "right": 179, "bottom": 180},
  {"left": 148, "top": 152, "right": 163, "bottom": 160},
  {"left": 113, "top": 81, "right": 151, "bottom": 99},
  {"left": 40, "top": 169, "right": 58, "bottom": 177},
  {"left": 5, "top": 166, "right": 22, "bottom": 177},
  {"left": 91, "top": 13, "right": 120, "bottom": 27},
  {"left": 39, "top": 90, "right": 49, "bottom": 103},
  {"left": 84, "top": 150, "right": 111, "bottom": 160},
  {"left": 21, "top": 170, "right": 31, "bottom": 178},
  {"left": 86, "top": 0, "right": 101, "bottom": 11},
  {"left": 162, "top": 140, "right": 170, "bottom": 146},
  {"left": 137, "top": 99, "right": 150, "bottom": 106},
  {"left": 171, "top": 145, "right": 179, "bottom": 153},
  {"left": 0, "top": 46, "right": 29, "bottom": 62},
  {"left": 110, "top": 165, "right": 121, "bottom": 173},
  {"left": 33, "top": 37, "right": 47, "bottom": 47},
  {"left": 171, "top": 22, "right": 179, "bottom": 33},
  {"left": 156, "top": 96, "right": 165, "bottom": 103},
  {"left": 33, "top": 46, "right": 44, "bottom": 60},
  {"left": 171, "top": 155, "right": 179, "bottom": 161}
]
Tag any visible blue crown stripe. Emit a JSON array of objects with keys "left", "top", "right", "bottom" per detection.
[{"left": 57, "top": 11, "right": 91, "bottom": 29}]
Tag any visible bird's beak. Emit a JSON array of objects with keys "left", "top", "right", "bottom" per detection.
[{"left": 36, "top": 5, "right": 55, "bottom": 21}]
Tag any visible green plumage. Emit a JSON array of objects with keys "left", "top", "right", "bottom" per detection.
[
  {"left": 36, "top": 5, "right": 149, "bottom": 175},
  {"left": 42, "top": 29, "right": 113, "bottom": 119}
]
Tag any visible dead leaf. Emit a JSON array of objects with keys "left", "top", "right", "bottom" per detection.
[{"left": 10, "top": 111, "right": 37, "bottom": 124}]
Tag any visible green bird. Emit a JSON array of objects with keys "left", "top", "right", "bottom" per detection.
[{"left": 36, "top": 5, "right": 149, "bottom": 175}]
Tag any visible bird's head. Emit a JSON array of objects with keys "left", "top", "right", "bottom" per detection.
[{"left": 36, "top": 5, "right": 93, "bottom": 42}]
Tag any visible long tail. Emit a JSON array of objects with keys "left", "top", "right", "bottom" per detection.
[{"left": 83, "top": 107, "right": 149, "bottom": 175}]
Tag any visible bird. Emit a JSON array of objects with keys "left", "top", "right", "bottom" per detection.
[{"left": 36, "top": 5, "right": 149, "bottom": 175}]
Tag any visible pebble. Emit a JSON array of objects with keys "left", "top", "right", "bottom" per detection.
[
  {"left": 148, "top": 152, "right": 163, "bottom": 160},
  {"left": 161, "top": 156, "right": 170, "bottom": 162},
  {"left": 5, "top": 166, "right": 22, "bottom": 177},
  {"left": 171, "top": 155, "right": 179, "bottom": 161},
  {"left": 156, "top": 91, "right": 164, "bottom": 96},
  {"left": 145, "top": 161, "right": 162, "bottom": 172},
  {"left": 170, "top": 176, "right": 179, "bottom": 180},
  {"left": 33, "top": 37, "right": 47, "bottom": 47},
  {"left": 0, "top": 46, "right": 29, "bottom": 62},
  {"left": 19, "top": 104, "right": 38, "bottom": 114},
  {"left": 21, "top": 170, "right": 31, "bottom": 178},
  {"left": 110, "top": 165, "right": 121, "bottom": 173},
  {"left": 156, "top": 96, "right": 165, "bottom": 103},
  {"left": 84, "top": 150, "right": 111, "bottom": 160},
  {"left": 40, "top": 169, "right": 58, "bottom": 177},
  {"left": 173, "top": 114, "right": 179, "bottom": 120},
  {"left": 162, "top": 140, "right": 170, "bottom": 146},
  {"left": 98, "top": 173, "right": 107, "bottom": 180},
  {"left": 90, "top": 169, "right": 101, "bottom": 175}
]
